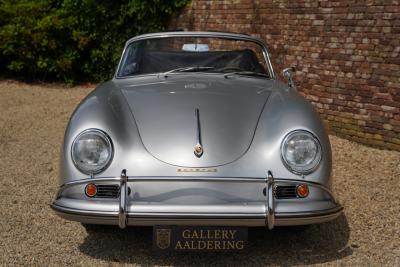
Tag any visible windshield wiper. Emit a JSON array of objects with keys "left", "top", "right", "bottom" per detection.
[
  {"left": 224, "top": 71, "right": 269, "bottom": 79},
  {"left": 162, "top": 66, "right": 215, "bottom": 78}
]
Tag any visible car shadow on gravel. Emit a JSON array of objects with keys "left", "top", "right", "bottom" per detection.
[{"left": 79, "top": 214, "right": 351, "bottom": 265}]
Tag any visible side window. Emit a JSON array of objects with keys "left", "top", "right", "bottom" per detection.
[{"left": 118, "top": 43, "right": 140, "bottom": 76}]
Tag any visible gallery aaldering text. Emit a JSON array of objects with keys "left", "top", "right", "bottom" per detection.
[{"left": 176, "top": 229, "right": 243, "bottom": 250}]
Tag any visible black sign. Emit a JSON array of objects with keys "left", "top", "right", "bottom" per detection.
[{"left": 153, "top": 226, "right": 248, "bottom": 251}]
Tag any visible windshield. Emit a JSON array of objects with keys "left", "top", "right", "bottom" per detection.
[{"left": 116, "top": 36, "right": 272, "bottom": 78}]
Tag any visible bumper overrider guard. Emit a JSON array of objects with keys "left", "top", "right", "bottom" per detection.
[
  {"left": 266, "top": 171, "right": 275, "bottom": 230},
  {"left": 51, "top": 170, "right": 343, "bottom": 229},
  {"left": 119, "top": 169, "right": 128, "bottom": 228}
]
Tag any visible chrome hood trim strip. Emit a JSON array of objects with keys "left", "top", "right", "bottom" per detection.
[{"left": 194, "top": 108, "right": 203, "bottom": 157}]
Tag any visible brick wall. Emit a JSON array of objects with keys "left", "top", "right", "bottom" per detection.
[{"left": 170, "top": 0, "right": 400, "bottom": 150}]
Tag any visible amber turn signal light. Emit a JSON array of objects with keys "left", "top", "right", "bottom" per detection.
[
  {"left": 296, "top": 184, "right": 309, "bottom": 198},
  {"left": 85, "top": 183, "right": 97, "bottom": 197}
]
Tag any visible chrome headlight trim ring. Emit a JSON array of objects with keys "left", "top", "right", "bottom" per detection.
[
  {"left": 71, "top": 128, "right": 114, "bottom": 175},
  {"left": 280, "top": 130, "right": 322, "bottom": 175}
]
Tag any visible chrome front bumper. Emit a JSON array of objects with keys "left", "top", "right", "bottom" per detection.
[{"left": 51, "top": 170, "right": 343, "bottom": 229}]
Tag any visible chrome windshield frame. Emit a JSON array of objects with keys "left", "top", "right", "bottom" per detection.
[{"left": 114, "top": 31, "right": 276, "bottom": 80}]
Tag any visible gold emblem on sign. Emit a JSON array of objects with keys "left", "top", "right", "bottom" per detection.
[
  {"left": 194, "top": 143, "right": 203, "bottom": 157},
  {"left": 156, "top": 229, "right": 171, "bottom": 249}
]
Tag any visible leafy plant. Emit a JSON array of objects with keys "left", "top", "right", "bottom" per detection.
[{"left": 0, "top": 0, "right": 189, "bottom": 83}]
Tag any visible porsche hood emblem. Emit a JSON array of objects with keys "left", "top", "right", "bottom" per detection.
[
  {"left": 194, "top": 109, "right": 204, "bottom": 158},
  {"left": 194, "top": 143, "right": 203, "bottom": 157}
]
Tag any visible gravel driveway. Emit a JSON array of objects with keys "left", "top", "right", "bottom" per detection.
[{"left": 0, "top": 80, "right": 399, "bottom": 266}]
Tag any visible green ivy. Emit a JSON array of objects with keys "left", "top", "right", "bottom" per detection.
[{"left": 0, "top": 0, "right": 189, "bottom": 83}]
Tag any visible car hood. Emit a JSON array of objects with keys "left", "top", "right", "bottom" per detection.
[{"left": 120, "top": 75, "right": 272, "bottom": 167}]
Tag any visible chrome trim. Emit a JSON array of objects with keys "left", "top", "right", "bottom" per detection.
[
  {"left": 118, "top": 169, "right": 128, "bottom": 228},
  {"left": 266, "top": 170, "right": 275, "bottom": 229},
  {"left": 128, "top": 206, "right": 343, "bottom": 219},
  {"left": 57, "top": 176, "right": 337, "bottom": 202},
  {"left": 51, "top": 204, "right": 343, "bottom": 227},
  {"left": 276, "top": 205, "right": 343, "bottom": 218},
  {"left": 274, "top": 184, "right": 297, "bottom": 199},
  {"left": 282, "top": 67, "right": 295, "bottom": 88},
  {"left": 194, "top": 108, "right": 203, "bottom": 157},
  {"left": 52, "top": 204, "right": 118, "bottom": 216},
  {"left": 95, "top": 184, "right": 120, "bottom": 198},
  {"left": 114, "top": 31, "right": 276, "bottom": 80},
  {"left": 51, "top": 204, "right": 342, "bottom": 219},
  {"left": 55, "top": 173, "right": 341, "bottom": 229},
  {"left": 126, "top": 31, "right": 266, "bottom": 45},
  {"left": 280, "top": 130, "right": 323, "bottom": 175},
  {"left": 71, "top": 129, "right": 114, "bottom": 175}
]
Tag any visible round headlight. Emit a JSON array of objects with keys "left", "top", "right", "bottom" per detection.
[
  {"left": 71, "top": 129, "right": 113, "bottom": 174},
  {"left": 281, "top": 130, "right": 322, "bottom": 174}
]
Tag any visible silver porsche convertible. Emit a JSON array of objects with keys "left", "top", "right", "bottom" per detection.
[{"left": 52, "top": 31, "right": 343, "bottom": 232}]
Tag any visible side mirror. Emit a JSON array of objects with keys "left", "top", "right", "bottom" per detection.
[{"left": 282, "top": 67, "right": 295, "bottom": 88}]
